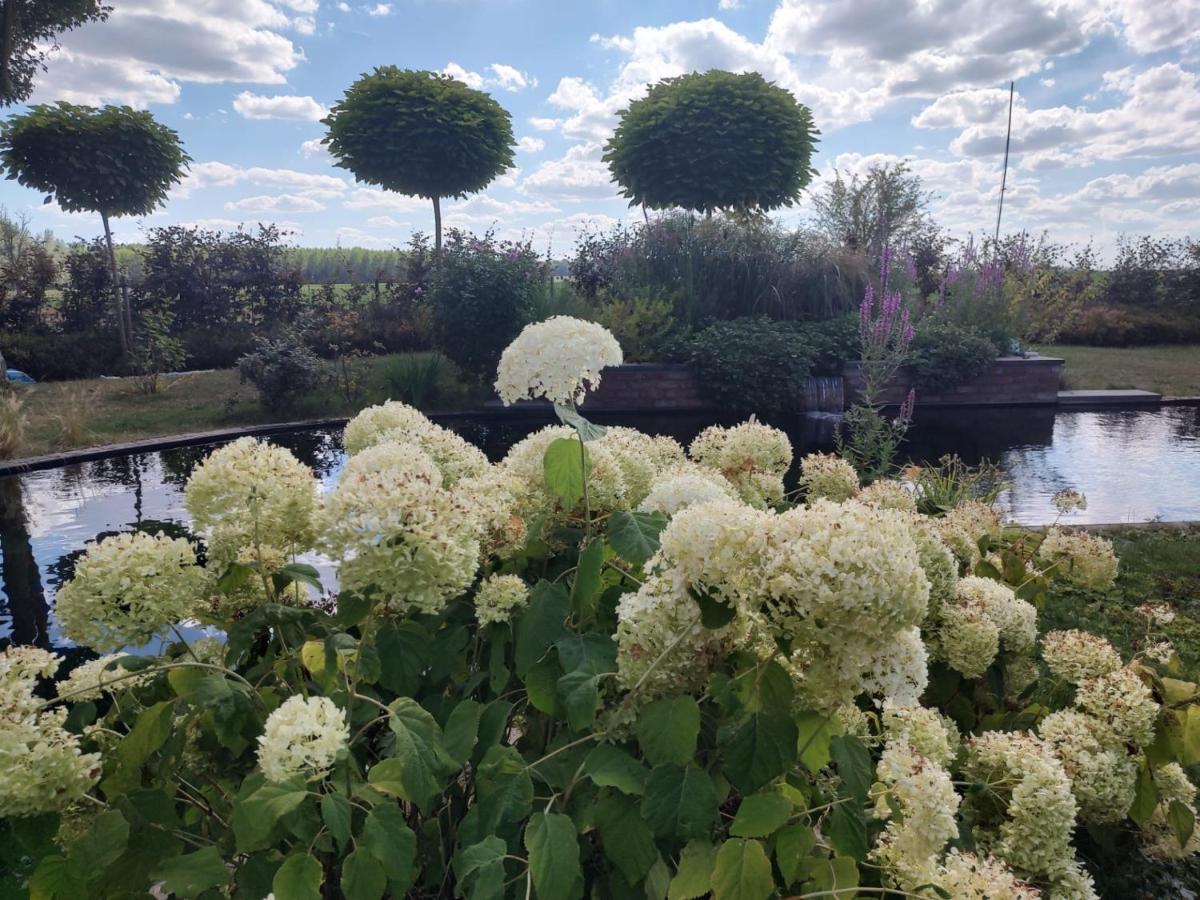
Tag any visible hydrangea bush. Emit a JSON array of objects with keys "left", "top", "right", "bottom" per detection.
[{"left": 4, "top": 319, "right": 1199, "bottom": 900}]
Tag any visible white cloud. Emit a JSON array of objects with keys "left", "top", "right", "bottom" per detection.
[
  {"left": 521, "top": 143, "right": 618, "bottom": 201},
  {"left": 233, "top": 92, "right": 329, "bottom": 121},
  {"left": 1101, "top": 0, "right": 1200, "bottom": 52},
  {"left": 367, "top": 4, "right": 391, "bottom": 16},
  {"left": 275, "top": 0, "right": 319, "bottom": 12},
  {"left": 226, "top": 193, "right": 326, "bottom": 213},
  {"left": 442, "top": 62, "right": 537, "bottom": 92},
  {"left": 366, "top": 215, "right": 407, "bottom": 227},
  {"left": 335, "top": 226, "right": 395, "bottom": 246},
  {"left": 178, "top": 161, "right": 347, "bottom": 198},
  {"left": 529, "top": 117, "right": 561, "bottom": 131},
  {"left": 517, "top": 136, "right": 546, "bottom": 153},
  {"left": 342, "top": 188, "right": 430, "bottom": 211},
  {"left": 718, "top": 0, "right": 743, "bottom": 9},
  {"left": 337, "top": 1, "right": 350, "bottom": 9},
  {"left": 291, "top": 16, "right": 316, "bottom": 35},
  {"left": 31, "top": 0, "right": 304, "bottom": 107},
  {"left": 300, "top": 138, "right": 333, "bottom": 160}
]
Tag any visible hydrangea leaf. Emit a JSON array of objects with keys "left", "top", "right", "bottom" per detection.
[
  {"left": 668, "top": 840, "right": 718, "bottom": 900},
  {"left": 593, "top": 793, "right": 658, "bottom": 884},
  {"left": 272, "top": 853, "right": 322, "bottom": 900},
  {"left": 525, "top": 812, "right": 582, "bottom": 900},
  {"left": 452, "top": 837, "right": 508, "bottom": 900},
  {"left": 359, "top": 802, "right": 417, "bottom": 885},
  {"left": 710, "top": 839, "right": 774, "bottom": 900},
  {"left": 641, "top": 764, "right": 719, "bottom": 839},
  {"left": 544, "top": 436, "right": 589, "bottom": 508},
  {"left": 607, "top": 510, "right": 667, "bottom": 566},
  {"left": 340, "top": 849, "right": 387, "bottom": 900},
  {"left": 148, "top": 848, "right": 230, "bottom": 899},
  {"left": 719, "top": 713, "right": 798, "bottom": 794},
  {"left": 583, "top": 744, "right": 649, "bottom": 796},
  {"left": 636, "top": 696, "right": 701, "bottom": 766},
  {"left": 729, "top": 791, "right": 793, "bottom": 838}
]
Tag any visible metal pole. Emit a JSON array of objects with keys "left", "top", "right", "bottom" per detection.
[{"left": 995, "top": 81, "right": 1015, "bottom": 243}]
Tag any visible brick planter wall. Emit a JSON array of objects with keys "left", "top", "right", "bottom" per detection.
[
  {"left": 579, "top": 363, "right": 712, "bottom": 412},
  {"left": 843, "top": 356, "right": 1063, "bottom": 407}
]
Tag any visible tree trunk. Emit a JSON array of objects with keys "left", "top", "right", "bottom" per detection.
[
  {"left": 432, "top": 195, "right": 442, "bottom": 253},
  {"left": 101, "top": 211, "right": 129, "bottom": 365}
]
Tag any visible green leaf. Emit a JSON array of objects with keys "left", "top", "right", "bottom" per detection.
[
  {"left": 554, "top": 403, "right": 607, "bottom": 441},
  {"left": 720, "top": 713, "right": 799, "bottom": 794},
  {"left": 149, "top": 847, "right": 230, "bottom": 899},
  {"left": 608, "top": 510, "right": 667, "bottom": 566},
  {"left": 583, "top": 744, "right": 649, "bottom": 795},
  {"left": 571, "top": 537, "right": 606, "bottom": 617},
  {"left": 729, "top": 791, "right": 792, "bottom": 838},
  {"left": 67, "top": 809, "right": 128, "bottom": 882},
  {"left": 273, "top": 562, "right": 324, "bottom": 595},
  {"left": 273, "top": 853, "right": 322, "bottom": 900},
  {"left": 544, "top": 436, "right": 589, "bottom": 508},
  {"left": 796, "top": 711, "right": 838, "bottom": 773},
  {"left": 801, "top": 855, "right": 859, "bottom": 894},
  {"left": 341, "top": 850, "right": 387, "bottom": 900},
  {"left": 645, "top": 856, "right": 671, "bottom": 900},
  {"left": 829, "top": 735, "right": 872, "bottom": 804},
  {"left": 459, "top": 745, "right": 534, "bottom": 845},
  {"left": 692, "top": 586, "right": 736, "bottom": 629},
  {"left": 375, "top": 621, "right": 431, "bottom": 696},
  {"left": 28, "top": 856, "right": 85, "bottom": 900},
  {"left": 453, "top": 837, "right": 508, "bottom": 900},
  {"left": 359, "top": 802, "right": 418, "bottom": 885},
  {"left": 557, "top": 668, "right": 602, "bottom": 732},
  {"left": 320, "top": 792, "right": 352, "bottom": 853},
  {"left": 1129, "top": 763, "right": 1160, "bottom": 827},
  {"left": 233, "top": 784, "right": 308, "bottom": 853},
  {"left": 443, "top": 699, "right": 483, "bottom": 766},
  {"left": 525, "top": 655, "right": 565, "bottom": 716},
  {"left": 1169, "top": 800, "right": 1196, "bottom": 850},
  {"left": 594, "top": 793, "right": 659, "bottom": 885},
  {"left": 826, "top": 802, "right": 869, "bottom": 860},
  {"left": 516, "top": 581, "right": 570, "bottom": 676},
  {"left": 102, "top": 700, "right": 175, "bottom": 795},
  {"left": 636, "top": 696, "right": 700, "bottom": 766},
  {"left": 774, "top": 823, "right": 817, "bottom": 886},
  {"left": 641, "top": 765, "right": 718, "bottom": 840},
  {"left": 372, "top": 698, "right": 457, "bottom": 811},
  {"left": 525, "top": 812, "right": 582, "bottom": 900},
  {"left": 668, "top": 840, "right": 718, "bottom": 900},
  {"left": 710, "top": 839, "right": 774, "bottom": 900}
]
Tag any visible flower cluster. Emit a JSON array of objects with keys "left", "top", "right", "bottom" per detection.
[
  {"left": 501, "top": 425, "right": 628, "bottom": 520},
  {"left": 1142, "top": 763, "right": 1200, "bottom": 859},
  {"left": 906, "top": 517, "right": 959, "bottom": 619},
  {"left": 637, "top": 465, "right": 737, "bottom": 517},
  {"left": 1038, "top": 710, "right": 1137, "bottom": 824},
  {"left": 934, "top": 576, "right": 1036, "bottom": 678},
  {"left": 318, "top": 441, "right": 481, "bottom": 615},
  {"left": 257, "top": 695, "right": 349, "bottom": 783},
  {"left": 495, "top": 316, "right": 623, "bottom": 406},
  {"left": 595, "top": 427, "right": 685, "bottom": 507},
  {"left": 1, "top": 647, "right": 102, "bottom": 817},
  {"left": 1038, "top": 528, "right": 1118, "bottom": 590},
  {"left": 1053, "top": 489, "right": 1088, "bottom": 515},
  {"left": 652, "top": 499, "right": 770, "bottom": 604},
  {"left": 858, "top": 478, "right": 918, "bottom": 512},
  {"left": 936, "top": 500, "right": 1003, "bottom": 571},
  {"left": 1074, "top": 665, "right": 1159, "bottom": 747},
  {"left": 688, "top": 420, "right": 791, "bottom": 508},
  {"left": 56, "top": 655, "right": 153, "bottom": 703},
  {"left": 343, "top": 400, "right": 488, "bottom": 487},
  {"left": 55, "top": 531, "right": 208, "bottom": 652},
  {"left": 934, "top": 851, "right": 1041, "bottom": 899},
  {"left": 1040, "top": 630, "right": 1122, "bottom": 685},
  {"left": 474, "top": 573, "right": 530, "bottom": 626},
  {"left": 882, "top": 705, "right": 959, "bottom": 768},
  {"left": 797, "top": 452, "right": 860, "bottom": 502}
]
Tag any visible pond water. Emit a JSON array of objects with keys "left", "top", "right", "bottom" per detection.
[{"left": 3, "top": 405, "right": 1200, "bottom": 650}]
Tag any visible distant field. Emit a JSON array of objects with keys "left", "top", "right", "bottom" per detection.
[{"left": 1040, "top": 343, "right": 1200, "bottom": 397}]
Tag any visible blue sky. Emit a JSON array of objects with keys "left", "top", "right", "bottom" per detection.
[{"left": 5, "top": 0, "right": 1199, "bottom": 257}]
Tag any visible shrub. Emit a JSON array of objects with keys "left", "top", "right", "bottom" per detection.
[
  {"left": 687, "top": 317, "right": 814, "bottom": 416},
  {"left": 2, "top": 329, "right": 123, "bottom": 380},
  {"left": 130, "top": 309, "right": 186, "bottom": 395},
  {"left": 1057, "top": 305, "right": 1200, "bottom": 347},
  {"left": 792, "top": 314, "right": 858, "bottom": 375},
  {"left": 379, "top": 352, "right": 463, "bottom": 408},
  {"left": 909, "top": 321, "right": 999, "bottom": 393},
  {"left": 589, "top": 292, "right": 678, "bottom": 361},
  {"left": 428, "top": 229, "right": 542, "bottom": 380},
  {"left": 236, "top": 331, "right": 325, "bottom": 412}
]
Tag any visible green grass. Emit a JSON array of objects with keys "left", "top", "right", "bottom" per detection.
[
  {"left": 12, "top": 352, "right": 474, "bottom": 458},
  {"left": 1040, "top": 343, "right": 1200, "bottom": 397}
]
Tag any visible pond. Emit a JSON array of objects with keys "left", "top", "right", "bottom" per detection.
[{"left": 3, "top": 405, "right": 1200, "bottom": 650}]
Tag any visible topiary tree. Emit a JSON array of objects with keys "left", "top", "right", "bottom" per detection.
[
  {"left": 323, "top": 67, "right": 516, "bottom": 252},
  {"left": 0, "top": 102, "right": 189, "bottom": 361},
  {"left": 604, "top": 69, "right": 819, "bottom": 216},
  {"left": 0, "top": 1, "right": 110, "bottom": 106}
]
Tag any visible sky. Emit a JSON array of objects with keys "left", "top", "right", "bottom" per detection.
[{"left": 3, "top": 0, "right": 1199, "bottom": 258}]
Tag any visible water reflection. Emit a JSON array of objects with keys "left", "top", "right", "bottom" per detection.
[{"left": 3, "top": 407, "right": 1199, "bottom": 650}]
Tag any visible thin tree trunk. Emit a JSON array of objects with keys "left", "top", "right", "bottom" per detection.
[
  {"left": 101, "top": 211, "right": 129, "bottom": 364},
  {"left": 432, "top": 195, "right": 442, "bottom": 253}
]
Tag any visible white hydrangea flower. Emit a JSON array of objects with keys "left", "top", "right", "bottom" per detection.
[
  {"left": 957, "top": 576, "right": 1038, "bottom": 654},
  {"left": 906, "top": 516, "right": 959, "bottom": 621},
  {"left": 871, "top": 740, "right": 961, "bottom": 892},
  {"left": 882, "top": 705, "right": 959, "bottom": 768},
  {"left": 1142, "top": 763, "right": 1200, "bottom": 860},
  {"left": 0, "top": 647, "right": 102, "bottom": 817},
  {"left": 55, "top": 531, "right": 208, "bottom": 652},
  {"left": 798, "top": 452, "right": 860, "bottom": 503},
  {"left": 688, "top": 420, "right": 792, "bottom": 509},
  {"left": 595, "top": 427, "right": 685, "bottom": 507},
  {"left": 859, "top": 478, "right": 918, "bottom": 512},
  {"left": 861, "top": 626, "right": 929, "bottom": 708},
  {"left": 1040, "top": 630, "right": 1122, "bottom": 685},
  {"left": 495, "top": 316, "right": 623, "bottom": 406},
  {"left": 1046, "top": 859, "right": 1099, "bottom": 900},
  {"left": 257, "top": 695, "right": 349, "bottom": 783},
  {"left": 652, "top": 499, "right": 771, "bottom": 605},
  {"left": 457, "top": 467, "right": 530, "bottom": 558},
  {"left": 1136, "top": 602, "right": 1176, "bottom": 627},
  {"left": 1039, "top": 709, "right": 1137, "bottom": 825},
  {"left": 933, "top": 851, "right": 1041, "bottom": 899},
  {"left": 474, "top": 574, "right": 530, "bottom": 626},
  {"left": 965, "top": 731, "right": 1079, "bottom": 881},
  {"left": 760, "top": 501, "right": 929, "bottom": 709},
  {"left": 56, "top": 655, "right": 153, "bottom": 703},
  {"left": 637, "top": 464, "right": 737, "bottom": 518},
  {"left": 936, "top": 500, "right": 1003, "bottom": 571},
  {"left": 184, "top": 437, "right": 319, "bottom": 554},
  {"left": 1038, "top": 528, "right": 1118, "bottom": 591},
  {"left": 343, "top": 399, "right": 435, "bottom": 455},
  {"left": 1075, "top": 666, "right": 1159, "bottom": 748},
  {"left": 937, "top": 601, "right": 1001, "bottom": 678},
  {"left": 318, "top": 442, "right": 480, "bottom": 616},
  {"left": 499, "top": 425, "right": 628, "bottom": 521}
]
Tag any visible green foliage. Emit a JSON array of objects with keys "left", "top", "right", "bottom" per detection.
[
  {"left": 378, "top": 352, "right": 460, "bottom": 408},
  {"left": 428, "top": 230, "right": 542, "bottom": 379},
  {"left": 130, "top": 308, "right": 186, "bottom": 395},
  {"left": 589, "top": 291, "right": 678, "bottom": 361},
  {"left": 236, "top": 331, "right": 326, "bottom": 412},
  {"left": 1059, "top": 305, "right": 1200, "bottom": 347},
  {"left": 809, "top": 161, "right": 935, "bottom": 257},
  {"left": 0, "top": 103, "right": 188, "bottom": 217},
  {"left": 604, "top": 70, "right": 818, "bottom": 215},
  {"left": 0, "top": 1, "right": 110, "bottom": 106},
  {"left": 687, "top": 317, "right": 815, "bottom": 416},
  {"left": 908, "top": 320, "right": 999, "bottom": 393}
]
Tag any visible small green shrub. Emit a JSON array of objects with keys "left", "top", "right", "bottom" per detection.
[
  {"left": 791, "top": 315, "right": 858, "bottom": 375},
  {"left": 1057, "top": 305, "right": 1200, "bottom": 347},
  {"left": 688, "top": 317, "right": 814, "bottom": 416},
  {"left": 236, "top": 331, "right": 325, "bottom": 412},
  {"left": 908, "top": 321, "right": 998, "bottom": 393},
  {"left": 590, "top": 292, "right": 678, "bottom": 361},
  {"left": 3, "top": 329, "right": 124, "bottom": 380},
  {"left": 379, "top": 352, "right": 462, "bottom": 408}
]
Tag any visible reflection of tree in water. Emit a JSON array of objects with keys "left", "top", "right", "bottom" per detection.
[
  {"left": 0, "top": 478, "right": 49, "bottom": 648},
  {"left": 157, "top": 428, "right": 347, "bottom": 487},
  {"left": 46, "top": 519, "right": 203, "bottom": 593}
]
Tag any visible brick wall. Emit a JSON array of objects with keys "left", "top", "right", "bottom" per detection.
[
  {"left": 842, "top": 357, "right": 1063, "bottom": 407},
  {"left": 579, "top": 363, "right": 711, "bottom": 412}
]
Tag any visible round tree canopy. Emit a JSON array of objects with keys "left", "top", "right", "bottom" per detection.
[
  {"left": 603, "top": 70, "right": 819, "bottom": 214},
  {"left": 0, "top": 102, "right": 189, "bottom": 216},
  {"left": 323, "top": 67, "right": 516, "bottom": 200}
]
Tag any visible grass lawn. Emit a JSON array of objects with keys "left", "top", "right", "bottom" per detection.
[
  {"left": 1041, "top": 343, "right": 1200, "bottom": 396},
  {"left": 10, "top": 352, "right": 474, "bottom": 458}
]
